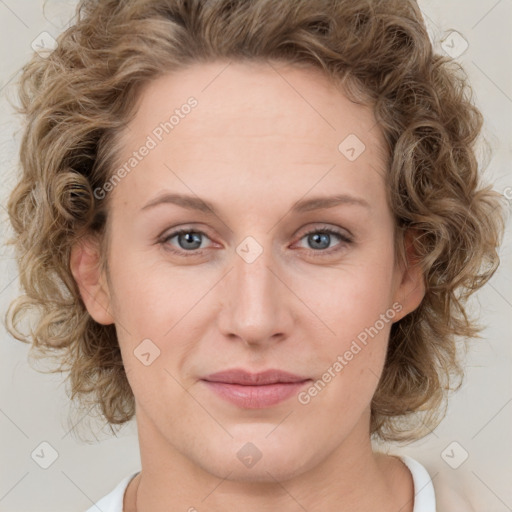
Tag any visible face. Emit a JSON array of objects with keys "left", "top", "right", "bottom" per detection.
[{"left": 72, "top": 60, "right": 424, "bottom": 482}]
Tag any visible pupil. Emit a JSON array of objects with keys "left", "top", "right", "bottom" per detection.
[
  {"left": 310, "top": 233, "right": 329, "bottom": 250},
  {"left": 181, "top": 232, "right": 201, "bottom": 249}
]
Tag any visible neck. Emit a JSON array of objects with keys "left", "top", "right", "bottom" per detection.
[{"left": 125, "top": 408, "right": 414, "bottom": 512}]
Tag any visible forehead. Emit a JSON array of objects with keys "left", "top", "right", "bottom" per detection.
[
  {"left": 113, "top": 60, "right": 389, "bottom": 209},
  {"left": 128, "top": 60, "right": 383, "bottom": 143}
]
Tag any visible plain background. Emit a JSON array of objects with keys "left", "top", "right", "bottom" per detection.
[{"left": 0, "top": 1, "right": 510, "bottom": 511}]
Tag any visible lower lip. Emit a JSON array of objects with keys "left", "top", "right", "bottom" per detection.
[{"left": 202, "top": 380, "right": 311, "bottom": 409}]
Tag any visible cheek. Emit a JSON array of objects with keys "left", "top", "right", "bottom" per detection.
[
  {"left": 290, "top": 249, "right": 397, "bottom": 396},
  {"left": 107, "top": 249, "right": 195, "bottom": 332},
  {"left": 107, "top": 252, "right": 208, "bottom": 385},
  {"left": 297, "top": 259, "right": 396, "bottom": 342},
  {"left": 298, "top": 285, "right": 393, "bottom": 421}
]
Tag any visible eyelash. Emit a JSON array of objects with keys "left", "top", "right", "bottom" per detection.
[{"left": 159, "top": 226, "right": 353, "bottom": 258}]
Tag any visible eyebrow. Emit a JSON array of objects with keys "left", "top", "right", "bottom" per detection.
[{"left": 140, "top": 192, "right": 371, "bottom": 215}]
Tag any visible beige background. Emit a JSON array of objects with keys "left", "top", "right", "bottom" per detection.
[{"left": 0, "top": 1, "right": 510, "bottom": 510}]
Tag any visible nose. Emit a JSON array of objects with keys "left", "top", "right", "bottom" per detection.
[{"left": 216, "top": 238, "right": 294, "bottom": 348}]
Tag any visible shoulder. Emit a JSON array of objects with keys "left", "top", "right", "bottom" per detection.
[
  {"left": 84, "top": 472, "right": 139, "bottom": 512},
  {"left": 428, "top": 461, "right": 476, "bottom": 512},
  {"left": 397, "top": 454, "right": 475, "bottom": 512}
]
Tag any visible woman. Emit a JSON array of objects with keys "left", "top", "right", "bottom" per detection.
[{"left": 5, "top": 0, "right": 505, "bottom": 511}]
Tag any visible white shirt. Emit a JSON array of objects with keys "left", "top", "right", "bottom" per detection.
[{"left": 84, "top": 455, "right": 471, "bottom": 511}]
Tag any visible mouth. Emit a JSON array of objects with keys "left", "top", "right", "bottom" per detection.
[{"left": 201, "top": 368, "right": 312, "bottom": 409}]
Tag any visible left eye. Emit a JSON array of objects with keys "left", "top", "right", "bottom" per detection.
[{"left": 297, "top": 228, "right": 352, "bottom": 252}]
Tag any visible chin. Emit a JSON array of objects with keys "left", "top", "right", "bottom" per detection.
[{"left": 189, "top": 432, "right": 320, "bottom": 483}]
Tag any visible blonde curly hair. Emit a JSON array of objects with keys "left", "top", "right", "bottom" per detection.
[{"left": 4, "top": 0, "right": 506, "bottom": 442}]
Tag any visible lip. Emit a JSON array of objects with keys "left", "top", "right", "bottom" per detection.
[
  {"left": 201, "top": 368, "right": 311, "bottom": 408},
  {"left": 203, "top": 368, "right": 310, "bottom": 385}
]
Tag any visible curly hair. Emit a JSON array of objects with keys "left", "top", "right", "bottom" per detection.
[{"left": 4, "top": 0, "right": 506, "bottom": 442}]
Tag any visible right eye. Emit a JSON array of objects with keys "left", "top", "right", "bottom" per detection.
[{"left": 160, "top": 228, "right": 213, "bottom": 257}]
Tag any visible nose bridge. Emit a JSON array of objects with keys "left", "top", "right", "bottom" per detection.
[{"left": 218, "top": 234, "right": 289, "bottom": 345}]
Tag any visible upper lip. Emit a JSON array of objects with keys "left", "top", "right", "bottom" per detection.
[{"left": 202, "top": 369, "right": 310, "bottom": 385}]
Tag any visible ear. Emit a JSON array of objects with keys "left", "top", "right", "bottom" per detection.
[
  {"left": 69, "top": 234, "right": 114, "bottom": 325},
  {"left": 392, "top": 228, "right": 426, "bottom": 322}
]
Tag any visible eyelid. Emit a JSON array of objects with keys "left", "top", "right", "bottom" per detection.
[
  {"left": 158, "top": 226, "right": 216, "bottom": 254},
  {"left": 293, "top": 225, "right": 353, "bottom": 255},
  {"left": 299, "top": 224, "right": 353, "bottom": 242}
]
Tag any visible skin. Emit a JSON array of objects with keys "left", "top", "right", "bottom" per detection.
[{"left": 71, "top": 60, "right": 425, "bottom": 512}]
